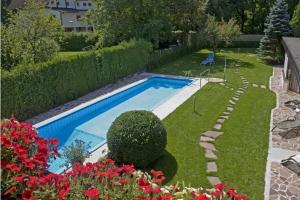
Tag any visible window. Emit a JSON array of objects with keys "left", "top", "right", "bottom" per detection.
[
  {"left": 83, "top": 2, "right": 87, "bottom": 6},
  {"left": 76, "top": 2, "right": 79, "bottom": 6},
  {"left": 66, "top": 2, "right": 69, "bottom": 6},
  {"left": 76, "top": 15, "right": 81, "bottom": 20},
  {"left": 51, "top": 1, "right": 54, "bottom": 4},
  {"left": 88, "top": 2, "right": 92, "bottom": 6},
  {"left": 57, "top": 1, "right": 60, "bottom": 5}
]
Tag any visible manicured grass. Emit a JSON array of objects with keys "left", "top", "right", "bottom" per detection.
[
  {"left": 57, "top": 51, "right": 87, "bottom": 58},
  {"left": 150, "top": 48, "right": 276, "bottom": 200},
  {"left": 150, "top": 84, "right": 233, "bottom": 187}
]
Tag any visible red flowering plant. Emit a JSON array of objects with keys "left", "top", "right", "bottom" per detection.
[
  {"left": 1, "top": 118, "right": 59, "bottom": 198},
  {"left": 1, "top": 119, "right": 249, "bottom": 200}
]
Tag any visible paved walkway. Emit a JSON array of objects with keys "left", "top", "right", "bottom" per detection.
[
  {"left": 265, "top": 66, "right": 300, "bottom": 200},
  {"left": 199, "top": 68, "right": 269, "bottom": 185}
]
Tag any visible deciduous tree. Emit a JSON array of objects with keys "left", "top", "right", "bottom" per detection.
[{"left": 1, "top": 0, "right": 62, "bottom": 69}]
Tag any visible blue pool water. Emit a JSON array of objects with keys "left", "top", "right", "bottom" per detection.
[{"left": 37, "top": 77, "right": 192, "bottom": 173}]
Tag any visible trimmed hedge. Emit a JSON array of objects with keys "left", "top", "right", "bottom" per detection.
[
  {"left": 146, "top": 45, "right": 198, "bottom": 70},
  {"left": 59, "top": 32, "right": 98, "bottom": 51},
  {"left": 107, "top": 111, "right": 167, "bottom": 168},
  {"left": 1, "top": 39, "right": 152, "bottom": 120}
]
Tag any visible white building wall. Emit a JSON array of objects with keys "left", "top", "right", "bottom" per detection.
[
  {"left": 46, "top": 0, "right": 95, "bottom": 32},
  {"left": 61, "top": 12, "right": 86, "bottom": 28},
  {"left": 284, "top": 53, "right": 289, "bottom": 78}
]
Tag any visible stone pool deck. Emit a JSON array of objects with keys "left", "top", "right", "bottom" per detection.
[{"left": 265, "top": 66, "right": 300, "bottom": 200}]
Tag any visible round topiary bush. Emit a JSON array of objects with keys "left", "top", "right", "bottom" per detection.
[{"left": 107, "top": 110, "right": 167, "bottom": 168}]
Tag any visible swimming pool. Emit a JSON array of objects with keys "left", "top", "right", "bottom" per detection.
[{"left": 36, "top": 76, "right": 192, "bottom": 173}]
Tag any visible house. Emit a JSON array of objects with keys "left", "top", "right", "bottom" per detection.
[
  {"left": 282, "top": 37, "right": 300, "bottom": 93},
  {"left": 8, "top": 0, "right": 95, "bottom": 32},
  {"left": 47, "top": 0, "right": 95, "bottom": 32}
]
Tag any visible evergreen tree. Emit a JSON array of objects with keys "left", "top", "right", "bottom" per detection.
[
  {"left": 259, "top": 0, "right": 292, "bottom": 62},
  {"left": 291, "top": 2, "right": 300, "bottom": 37}
]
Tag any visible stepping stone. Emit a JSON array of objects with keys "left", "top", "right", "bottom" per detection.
[
  {"left": 219, "top": 115, "right": 229, "bottom": 119},
  {"left": 227, "top": 107, "right": 233, "bottom": 112},
  {"left": 219, "top": 83, "right": 225, "bottom": 86},
  {"left": 238, "top": 88, "right": 245, "bottom": 91},
  {"left": 223, "top": 111, "right": 230, "bottom": 115},
  {"left": 260, "top": 85, "right": 266, "bottom": 89},
  {"left": 214, "top": 123, "right": 222, "bottom": 130},
  {"left": 252, "top": 83, "right": 258, "bottom": 87},
  {"left": 236, "top": 90, "right": 244, "bottom": 94},
  {"left": 229, "top": 100, "right": 236, "bottom": 105},
  {"left": 217, "top": 118, "right": 225, "bottom": 124},
  {"left": 200, "top": 136, "right": 214, "bottom": 142},
  {"left": 230, "top": 88, "right": 234, "bottom": 91},
  {"left": 202, "top": 131, "right": 223, "bottom": 139},
  {"left": 200, "top": 142, "right": 217, "bottom": 151},
  {"left": 207, "top": 176, "right": 221, "bottom": 185},
  {"left": 207, "top": 162, "right": 218, "bottom": 173},
  {"left": 232, "top": 97, "right": 239, "bottom": 101},
  {"left": 205, "top": 150, "right": 217, "bottom": 159}
]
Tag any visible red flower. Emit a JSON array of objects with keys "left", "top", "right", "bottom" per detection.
[
  {"left": 13, "top": 174, "right": 27, "bottom": 183},
  {"left": 26, "top": 176, "right": 38, "bottom": 188},
  {"left": 196, "top": 194, "right": 210, "bottom": 200},
  {"left": 211, "top": 190, "right": 222, "bottom": 200},
  {"left": 6, "top": 163, "right": 22, "bottom": 172},
  {"left": 214, "top": 183, "right": 225, "bottom": 191},
  {"left": 122, "top": 164, "right": 135, "bottom": 174},
  {"left": 58, "top": 182, "right": 71, "bottom": 199},
  {"left": 3, "top": 186, "right": 17, "bottom": 196},
  {"left": 84, "top": 187, "right": 100, "bottom": 200},
  {"left": 22, "top": 190, "right": 33, "bottom": 200},
  {"left": 150, "top": 169, "right": 165, "bottom": 184},
  {"left": 137, "top": 178, "right": 150, "bottom": 187},
  {"left": 234, "top": 193, "right": 248, "bottom": 200},
  {"left": 104, "top": 158, "right": 115, "bottom": 164},
  {"left": 227, "top": 188, "right": 236, "bottom": 198}
]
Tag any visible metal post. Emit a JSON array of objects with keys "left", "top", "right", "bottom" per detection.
[
  {"left": 224, "top": 54, "right": 227, "bottom": 82},
  {"left": 193, "top": 95, "right": 196, "bottom": 113}
]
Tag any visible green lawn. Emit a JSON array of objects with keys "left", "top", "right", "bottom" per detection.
[
  {"left": 57, "top": 51, "right": 87, "bottom": 58},
  {"left": 149, "top": 48, "right": 276, "bottom": 200}
]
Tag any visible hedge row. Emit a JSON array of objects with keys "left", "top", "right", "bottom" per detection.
[
  {"left": 146, "top": 45, "right": 197, "bottom": 70},
  {"left": 1, "top": 39, "right": 152, "bottom": 120},
  {"left": 59, "top": 32, "right": 98, "bottom": 51}
]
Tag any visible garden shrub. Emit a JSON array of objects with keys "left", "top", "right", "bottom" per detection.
[
  {"left": 59, "top": 32, "right": 98, "bottom": 51},
  {"left": 1, "top": 39, "right": 152, "bottom": 120},
  {"left": 107, "top": 111, "right": 167, "bottom": 168},
  {"left": 1, "top": 119, "right": 248, "bottom": 200}
]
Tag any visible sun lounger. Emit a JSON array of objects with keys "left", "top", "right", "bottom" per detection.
[
  {"left": 200, "top": 53, "right": 214, "bottom": 65},
  {"left": 281, "top": 154, "right": 300, "bottom": 176}
]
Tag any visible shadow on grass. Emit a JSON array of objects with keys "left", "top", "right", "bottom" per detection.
[{"left": 147, "top": 150, "right": 178, "bottom": 184}]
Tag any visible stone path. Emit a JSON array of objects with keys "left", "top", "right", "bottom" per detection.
[
  {"left": 201, "top": 69, "right": 250, "bottom": 185},
  {"left": 265, "top": 66, "right": 300, "bottom": 200}
]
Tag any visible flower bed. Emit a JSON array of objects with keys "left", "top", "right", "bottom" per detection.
[{"left": 1, "top": 119, "right": 248, "bottom": 200}]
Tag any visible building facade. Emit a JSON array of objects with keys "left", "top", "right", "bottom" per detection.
[
  {"left": 47, "top": 0, "right": 95, "bottom": 32},
  {"left": 8, "top": 0, "right": 95, "bottom": 32},
  {"left": 282, "top": 37, "right": 300, "bottom": 93}
]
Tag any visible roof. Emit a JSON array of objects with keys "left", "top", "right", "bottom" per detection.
[
  {"left": 51, "top": 7, "right": 88, "bottom": 12},
  {"left": 282, "top": 37, "right": 300, "bottom": 72},
  {"left": 8, "top": 0, "right": 47, "bottom": 9}
]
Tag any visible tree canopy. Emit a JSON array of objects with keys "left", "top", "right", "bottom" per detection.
[
  {"left": 1, "top": 0, "right": 62, "bottom": 69},
  {"left": 291, "top": 2, "right": 300, "bottom": 37}
]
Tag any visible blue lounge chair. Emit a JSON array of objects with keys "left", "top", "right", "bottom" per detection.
[{"left": 200, "top": 53, "right": 214, "bottom": 65}]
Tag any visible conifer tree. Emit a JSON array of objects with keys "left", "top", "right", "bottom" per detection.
[{"left": 259, "top": 0, "right": 292, "bottom": 62}]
